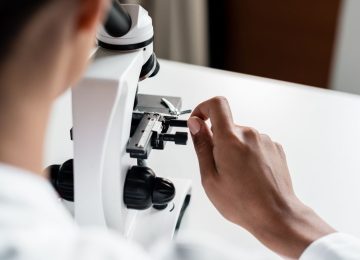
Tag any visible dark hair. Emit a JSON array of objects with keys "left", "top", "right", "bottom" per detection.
[{"left": 0, "top": 1, "right": 50, "bottom": 60}]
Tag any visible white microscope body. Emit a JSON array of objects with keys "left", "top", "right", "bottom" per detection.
[{"left": 49, "top": 3, "right": 191, "bottom": 248}]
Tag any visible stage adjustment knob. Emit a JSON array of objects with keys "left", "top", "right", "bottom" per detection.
[
  {"left": 161, "top": 132, "right": 188, "bottom": 145},
  {"left": 124, "top": 166, "right": 176, "bottom": 210},
  {"left": 47, "top": 159, "right": 74, "bottom": 201}
]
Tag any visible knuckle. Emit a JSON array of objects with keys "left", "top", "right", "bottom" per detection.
[
  {"left": 262, "top": 134, "right": 276, "bottom": 147},
  {"left": 211, "top": 96, "right": 228, "bottom": 107},
  {"left": 242, "top": 127, "right": 259, "bottom": 140},
  {"left": 260, "top": 133, "right": 271, "bottom": 141}
]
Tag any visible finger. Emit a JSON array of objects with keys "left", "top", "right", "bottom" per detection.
[
  {"left": 191, "top": 96, "right": 234, "bottom": 136},
  {"left": 188, "top": 116, "right": 218, "bottom": 180}
]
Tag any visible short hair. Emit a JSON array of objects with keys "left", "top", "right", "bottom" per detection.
[{"left": 0, "top": 1, "right": 51, "bottom": 61}]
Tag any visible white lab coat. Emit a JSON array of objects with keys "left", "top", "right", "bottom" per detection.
[{"left": 1, "top": 163, "right": 360, "bottom": 260}]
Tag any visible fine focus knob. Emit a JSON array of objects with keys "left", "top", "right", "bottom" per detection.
[
  {"left": 124, "top": 166, "right": 176, "bottom": 210},
  {"left": 47, "top": 159, "right": 74, "bottom": 201}
]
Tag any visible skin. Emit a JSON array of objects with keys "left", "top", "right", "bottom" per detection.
[
  {"left": 0, "top": 1, "right": 334, "bottom": 259},
  {"left": 0, "top": 0, "right": 109, "bottom": 175},
  {"left": 187, "top": 97, "right": 336, "bottom": 259}
]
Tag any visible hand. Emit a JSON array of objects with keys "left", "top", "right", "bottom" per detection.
[{"left": 188, "top": 97, "right": 335, "bottom": 259}]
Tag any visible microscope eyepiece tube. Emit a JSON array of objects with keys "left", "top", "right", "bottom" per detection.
[{"left": 104, "top": 1, "right": 132, "bottom": 38}]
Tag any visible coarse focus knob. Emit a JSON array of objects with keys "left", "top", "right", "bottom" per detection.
[
  {"left": 47, "top": 159, "right": 74, "bottom": 201},
  {"left": 124, "top": 166, "right": 176, "bottom": 210}
]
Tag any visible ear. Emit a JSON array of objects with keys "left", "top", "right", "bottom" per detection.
[{"left": 76, "top": 0, "right": 109, "bottom": 32}]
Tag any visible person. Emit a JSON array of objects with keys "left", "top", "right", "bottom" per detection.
[{"left": 0, "top": 0, "right": 360, "bottom": 259}]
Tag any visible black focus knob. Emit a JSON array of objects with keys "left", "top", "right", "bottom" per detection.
[
  {"left": 124, "top": 166, "right": 176, "bottom": 210},
  {"left": 161, "top": 132, "right": 188, "bottom": 145},
  {"left": 47, "top": 159, "right": 74, "bottom": 201}
]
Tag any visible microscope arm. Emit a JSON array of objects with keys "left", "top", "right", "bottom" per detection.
[{"left": 72, "top": 48, "right": 144, "bottom": 231}]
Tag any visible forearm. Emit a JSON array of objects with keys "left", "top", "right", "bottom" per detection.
[{"left": 250, "top": 200, "right": 336, "bottom": 259}]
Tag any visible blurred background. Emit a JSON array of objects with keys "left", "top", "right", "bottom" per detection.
[{"left": 123, "top": 0, "right": 360, "bottom": 95}]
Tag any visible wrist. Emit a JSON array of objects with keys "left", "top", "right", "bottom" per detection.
[{"left": 251, "top": 199, "right": 336, "bottom": 258}]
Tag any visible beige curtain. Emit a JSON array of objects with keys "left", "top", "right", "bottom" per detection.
[{"left": 123, "top": 0, "right": 209, "bottom": 66}]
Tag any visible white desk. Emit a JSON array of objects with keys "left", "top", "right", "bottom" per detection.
[{"left": 45, "top": 60, "right": 360, "bottom": 259}]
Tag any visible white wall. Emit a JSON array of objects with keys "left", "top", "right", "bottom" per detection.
[{"left": 331, "top": 0, "right": 360, "bottom": 95}]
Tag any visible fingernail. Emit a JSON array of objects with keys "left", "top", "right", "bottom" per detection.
[{"left": 188, "top": 117, "right": 201, "bottom": 135}]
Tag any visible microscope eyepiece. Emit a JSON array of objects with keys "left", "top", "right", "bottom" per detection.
[
  {"left": 98, "top": 2, "right": 154, "bottom": 52},
  {"left": 104, "top": 1, "right": 132, "bottom": 38}
]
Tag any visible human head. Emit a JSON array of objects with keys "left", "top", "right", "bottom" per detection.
[{"left": 0, "top": 0, "right": 109, "bottom": 100}]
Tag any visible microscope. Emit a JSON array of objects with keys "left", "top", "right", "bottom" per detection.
[{"left": 47, "top": 1, "right": 192, "bottom": 247}]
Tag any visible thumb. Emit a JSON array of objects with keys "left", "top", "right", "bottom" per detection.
[{"left": 188, "top": 117, "right": 218, "bottom": 179}]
